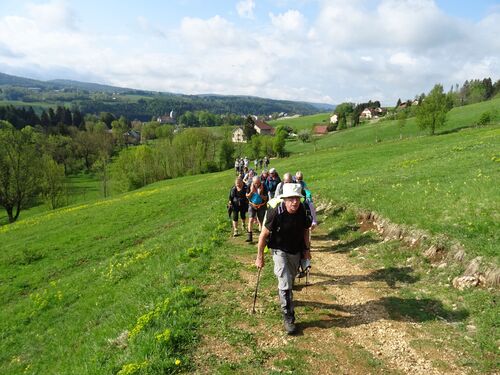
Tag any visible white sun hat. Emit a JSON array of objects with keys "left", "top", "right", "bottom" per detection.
[{"left": 280, "top": 183, "right": 303, "bottom": 198}]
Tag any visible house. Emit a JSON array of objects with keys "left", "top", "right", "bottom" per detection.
[
  {"left": 330, "top": 114, "right": 338, "bottom": 124},
  {"left": 360, "top": 108, "right": 376, "bottom": 119},
  {"left": 157, "top": 114, "right": 175, "bottom": 124},
  {"left": 254, "top": 120, "right": 274, "bottom": 135},
  {"left": 124, "top": 130, "right": 141, "bottom": 145},
  {"left": 313, "top": 125, "right": 329, "bottom": 135},
  {"left": 412, "top": 99, "right": 419, "bottom": 106},
  {"left": 232, "top": 127, "right": 246, "bottom": 143}
]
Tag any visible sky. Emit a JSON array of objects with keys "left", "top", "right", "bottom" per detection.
[{"left": 0, "top": 0, "right": 499, "bottom": 105}]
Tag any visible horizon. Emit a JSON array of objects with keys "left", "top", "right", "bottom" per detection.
[{"left": 0, "top": 0, "right": 499, "bottom": 106}]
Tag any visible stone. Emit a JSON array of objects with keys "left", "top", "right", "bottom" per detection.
[{"left": 452, "top": 276, "right": 480, "bottom": 290}]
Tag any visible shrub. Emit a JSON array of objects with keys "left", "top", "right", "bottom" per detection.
[{"left": 477, "top": 111, "right": 491, "bottom": 126}]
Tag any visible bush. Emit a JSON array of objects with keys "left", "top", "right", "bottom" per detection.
[
  {"left": 477, "top": 111, "right": 491, "bottom": 126},
  {"left": 298, "top": 130, "right": 311, "bottom": 143}
]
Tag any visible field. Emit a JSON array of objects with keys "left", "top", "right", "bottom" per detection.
[
  {"left": 1, "top": 98, "right": 499, "bottom": 374},
  {"left": 268, "top": 112, "right": 331, "bottom": 131}
]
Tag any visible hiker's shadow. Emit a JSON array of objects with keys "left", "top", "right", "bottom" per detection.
[
  {"left": 294, "top": 297, "right": 469, "bottom": 333},
  {"left": 296, "top": 266, "right": 419, "bottom": 290},
  {"left": 313, "top": 233, "right": 380, "bottom": 253}
]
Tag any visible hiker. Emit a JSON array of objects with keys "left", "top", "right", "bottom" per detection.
[
  {"left": 234, "top": 158, "right": 240, "bottom": 174},
  {"left": 293, "top": 171, "right": 307, "bottom": 191},
  {"left": 260, "top": 169, "right": 269, "bottom": 184},
  {"left": 246, "top": 176, "right": 268, "bottom": 242},
  {"left": 259, "top": 158, "right": 263, "bottom": 169},
  {"left": 255, "top": 183, "right": 312, "bottom": 334},
  {"left": 274, "top": 172, "right": 293, "bottom": 198},
  {"left": 264, "top": 156, "right": 270, "bottom": 168},
  {"left": 228, "top": 177, "right": 248, "bottom": 237},
  {"left": 243, "top": 168, "right": 255, "bottom": 188},
  {"left": 265, "top": 167, "right": 281, "bottom": 199},
  {"left": 244, "top": 156, "right": 249, "bottom": 169},
  {"left": 254, "top": 158, "right": 258, "bottom": 169}
]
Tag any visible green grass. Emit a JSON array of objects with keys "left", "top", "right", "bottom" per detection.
[
  {"left": 1, "top": 98, "right": 498, "bottom": 373},
  {"left": 0, "top": 174, "right": 101, "bottom": 226},
  {"left": 285, "top": 97, "right": 500, "bottom": 154},
  {"left": 0, "top": 173, "right": 232, "bottom": 374},
  {"left": 268, "top": 112, "right": 331, "bottom": 131}
]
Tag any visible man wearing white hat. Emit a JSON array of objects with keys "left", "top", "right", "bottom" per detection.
[{"left": 255, "top": 183, "right": 312, "bottom": 334}]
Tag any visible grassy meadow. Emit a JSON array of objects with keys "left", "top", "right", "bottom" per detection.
[
  {"left": 1, "top": 173, "right": 231, "bottom": 374},
  {"left": 268, "top": 112, "right": 331, "bottom": 131},
  {"left": 1, "top": 97, "right": 499, "bottom": 373}
]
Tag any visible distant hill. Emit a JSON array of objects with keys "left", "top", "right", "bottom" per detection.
[{"left": 0, "top": 72, "right": 335, "bottom": 118}]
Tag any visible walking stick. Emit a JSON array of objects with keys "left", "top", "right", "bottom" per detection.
[{"left": 252, "top": 267, "right": 262, "bottom": 314}]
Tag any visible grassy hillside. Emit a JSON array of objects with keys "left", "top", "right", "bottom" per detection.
[
  {"left": 1, "top": 173, "right": 231, "bottom": 374},
  {"left": 285, "top": 97, "right": 500, "bottom": 154},
  {"left": 268, "top": 112, "right": 331, "bottom": 131},
  {"left": 1, "top": 98, "right": 498, "bottom": 373}
]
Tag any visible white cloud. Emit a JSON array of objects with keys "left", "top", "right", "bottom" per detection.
[
  {"left": 0, "top": 0, "right": 498, "bottom": 106},
  {"left": 269, "top": 10, "right": 306, "bottom": 33},
  {"left": 26, "top": 0, "right": 78, "bottom": 31},
  {"left": 236, "top": 0, "right": 255, "bottom": 19}
]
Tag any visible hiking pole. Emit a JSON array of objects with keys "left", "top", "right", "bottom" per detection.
[{"left": 252, "top": 267, "right": 262, "bottom": 314}]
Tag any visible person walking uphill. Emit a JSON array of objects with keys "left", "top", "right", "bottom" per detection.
[
  {"left": 255, "top": 183, "right": 312, "bottom": 335},
  {"left": 228, "top": 177, "right": 248, "bottom": 237},
  {"left": 246, "top": 176, "right": 268, "bottom": 243}
]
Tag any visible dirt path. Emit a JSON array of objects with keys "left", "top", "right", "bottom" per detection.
[
  {"left": 193, "top": 228, "right": 468, "bottom": 374},
  {"left": 291, "top": 234, "right": 465, "bottom": 375}
]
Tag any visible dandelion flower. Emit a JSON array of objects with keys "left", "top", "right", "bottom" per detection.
[{"left": 175, "top": 359, "right": 181, "bottom": 366}]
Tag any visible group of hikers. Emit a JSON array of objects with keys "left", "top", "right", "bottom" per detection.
[
  {"left": 234, "top": 156, "right": 270, "bottom": 176},
  {"left": 227, "top": 166, "right": 318, "bottom": 335}
]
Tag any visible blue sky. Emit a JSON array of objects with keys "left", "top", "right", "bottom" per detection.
[{"left": 0, "top": 0, "right": 499, "bottom": 105}]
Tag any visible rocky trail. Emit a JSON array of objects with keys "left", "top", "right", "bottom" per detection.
[{"left": 192, "top": 224, "right": 473, "bottom": 374}]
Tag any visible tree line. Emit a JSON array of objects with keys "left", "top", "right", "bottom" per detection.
[{"left": 0, "top": 113, "right": 287, "bottom": 224}]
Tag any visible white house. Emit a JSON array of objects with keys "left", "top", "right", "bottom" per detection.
[
  {"left": 330, "top": 114, "right": 338, "bottom": 124},
  {"left": 360, "top": 108, "right": 374, "bottom": 119}
]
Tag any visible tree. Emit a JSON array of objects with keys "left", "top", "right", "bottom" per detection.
[
  {"left": 100, "top": 112, "right": 116, "bottom": 128},
  {"left": 0, "top": 122, "right": 41, "bottom": 223},
  {"left": 396, "top": 98, "right": 402, "bottom": 108},
  {"left": 250, "top": 135, "right": 262, "bottom": 159},
  {"left": 40, "top": 155, "right": 66, "bottom": 209},
  {"left": 218, "top": 138, "right": 235, "bottom": 170},
  {"left": 416, "top": 84, "right": 451, "bottom": 135},
  {"left": 111, "top": 116, "right": 130, "bottom": 148},
  {"left": 273, "top": 133, "right": 286, "bottom": 158},
  {"left": 243, "top": 116, "right": 257, "bottom": 141},
  {"left": 40, "top": 110, "right": 50, "bottom": 128},
  {"left": 298, "top": 130, "right": 311, "bottom": 142}
]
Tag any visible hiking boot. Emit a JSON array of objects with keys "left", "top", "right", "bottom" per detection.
[
  {"left": 283, "top": 319, "right": 297, "bottom": 335},
  {"left": 233, "top": 228, "right": 239, "bottom": 237},
  {"left": 245, "top": 231, "right": 253, "bottom": 243}
]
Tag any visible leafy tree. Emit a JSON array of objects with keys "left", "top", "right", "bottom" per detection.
[
  {"left": 99, "top": 112, "right": 115, "bottom": 128},
  {"left": 298, "top": 130, "right": 311, "bottom": 142},
  {"left": 250, "top": 135, "right": 262, "bottom": 159},
  {"left": 273, "top": 133, "right": 286, "bottom": 158},
  {"left": 416, "top": 84, "right": 451, "bottom": 135},
  {"left": 43, "top": 135, "right": 74, "bottom": 174},
  {"left": 243, "top": 116, "right": 257, "bottom": 141},
  {"left": 218, "top": 138, "right": 235, "bottom": 170},
  {"left": 337, "top": 113, "right": 347, "bottom": 130},
  {"left": 0, "top": 122, "right": 41, "bottom": 222},
  {"left": 40, "top": 155, "right": 66, "bottom": 209},
  {"left": 111, "top": 116, "right": 130, "bottom": 147}
]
